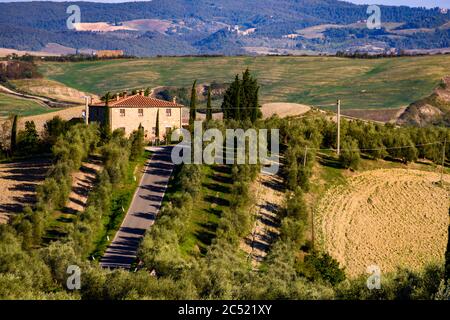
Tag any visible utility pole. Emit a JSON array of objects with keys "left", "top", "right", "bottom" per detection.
[
  {"left": 83, "top": 95, "right": 91, "bottom": 125},
  {"left": 441, "top": 138, "right": 446, "bottom": 184},
  {"left": 337, "top": 99, "right": 341, "bottom": 156}
]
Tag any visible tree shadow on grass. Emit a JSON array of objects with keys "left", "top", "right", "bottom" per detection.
[
  {"left": 209, "top": 173, "right": 233, "bottom": 185},
  {"left": 43, "top": 229, "right": 68, "bottom": 242},
  {"left": 195, "top": 221, "right": 218, "bottom": 255},
  {"left": 203, "top": 182, "right": 230, "bottom": 194},
  {"left": 204, "top": 195, "right": 230, "bottom": 207},
  {"left": 318, "top": 153, "right": 342, "bottom": 169},
  {"left": 212, "top": 165, "right": 232, "bottom": 175}
]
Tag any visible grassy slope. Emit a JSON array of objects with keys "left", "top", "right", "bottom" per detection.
[
  {"left": 0, "top": 92, "right": 54, "bottom": 117},
  {"left": 39, "top": 55, "right": 450, "bottom": 110},
  {"left": 10, "top": 79, "right": 88, "bottom": 104},
  {"left": 163, "top": 164, "right": 233, "bottom": 257}
]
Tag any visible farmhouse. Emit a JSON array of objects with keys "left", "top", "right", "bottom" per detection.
[{"left": 88, "top": 90, "right": 188, "bottom": 141}]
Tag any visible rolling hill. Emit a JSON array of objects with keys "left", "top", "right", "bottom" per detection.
[{"left": 38, "top": 55, "right": 450, "bottom": 111}]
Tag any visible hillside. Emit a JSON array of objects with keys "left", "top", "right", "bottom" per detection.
[
  {"left": 38, "top": 55, "right": 450, "bottom": 112},
  {"left": 0, "top": 0, "right": 450, "bottom": 56},
  {"left": 397, "top": 76, "right": 450, "bottom": 126}
]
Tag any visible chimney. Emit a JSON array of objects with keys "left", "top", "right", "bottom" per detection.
[
  {"left": 172, "top": 96, "right": 177, "bottom": 104},
  {"left": 139, "top": 90, "right": 144, "bottom": 96},
  {"left": 123, "top": 91, "right": 127, "bottom": 98},
  {"left": 116, "top": 93, "right": 120, "bottom": 101}
]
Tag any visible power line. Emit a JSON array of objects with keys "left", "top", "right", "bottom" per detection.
[{"left": 300, "top": 141, "right": 445, "bottom": 153}]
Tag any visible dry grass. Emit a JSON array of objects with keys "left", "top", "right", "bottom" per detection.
[
  {"left": 315, "top": 168, "right": 449, "bottom": 278},
  {"left": 18, "top": 106, "right": 85, "bottom": 133},
  {"left": 11, "top": 79, "right": 97, "bottom": 104},
  {"left": 196, "top": 102, "right": 311, "bottom": 121},
  {"left": 261, "top": 102, "right": 310, "bottom": 118},
  {"left": 0, "top": 47, "right": 57, "bottom": 57}
]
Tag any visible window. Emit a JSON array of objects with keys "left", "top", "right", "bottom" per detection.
[
  {"left": 166, "top": 108, "right": 172, "bottom": 117},
  {"left": 120, "top": 109, "right": 125, "bottom": 117},
  {"left": 138, "top": 108, "right": 144, "bottom": 117}
]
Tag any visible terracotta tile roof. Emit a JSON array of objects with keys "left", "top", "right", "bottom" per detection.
[{"left": 90, "top": 94, "right": 184, "bottom": 108}]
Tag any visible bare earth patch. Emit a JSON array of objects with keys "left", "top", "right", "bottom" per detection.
[
  {"left": 261, "top": 103, "right": 311, "bottom": 118},
  {"left": 0, "top": 157, "right": 50, "bottom": 223},
  {"left": 197, "top": 102, "right": 311, "bottom": 121},
  {"left": 315, "top": 168, "right": 449, "bottom": 278},
  {"left": 65, "top": 160, "right": 102, "bottom": 214}
]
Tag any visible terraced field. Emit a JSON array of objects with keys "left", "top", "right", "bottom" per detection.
[
  {"left": 39, "top": 55, "right": 450, "bottom": 110},
  {"left": 315, "top": 168, "right": 449, "bottom": 278}
]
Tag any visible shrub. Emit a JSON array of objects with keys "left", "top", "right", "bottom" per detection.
[
  {"left": 302, "top": 252, "right": 346, "bottom": 286},
  {"left": 339, "top": 138, "right": 360, "bottom": 170},
  {"left": 129, "top": 125, "right": 144, "bottom": 161}
]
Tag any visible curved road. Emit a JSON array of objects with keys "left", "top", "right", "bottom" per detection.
[{"left": 100, "top": 146, "right": 174, "bottom": 269}]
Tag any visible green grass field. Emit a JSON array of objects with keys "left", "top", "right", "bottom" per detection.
[
  {"left": 39, "top": 55, "right": 450, "bottom": 110},
  {"left": 0, "top": 93, "right": 55, "bottom": 117},
  {"left": 162, "top": 164, "right": 233, "bottom": 257}
]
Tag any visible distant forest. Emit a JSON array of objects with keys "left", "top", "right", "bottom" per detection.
[{"left": 0, "top": 0, "right": 449, "bottom": 56}]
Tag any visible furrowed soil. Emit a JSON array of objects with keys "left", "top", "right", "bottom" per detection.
[
  {"left": 315, "top": 168, "right": 449, "bottom": 278},
  {"left": 0, "top": 157, "right": 51, "bottom": 223}
]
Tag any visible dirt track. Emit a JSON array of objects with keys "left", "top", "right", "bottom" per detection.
[
  {"left": 241, "top": 168, "right": 284, "bottom": 267},
  {"left": 315, "top": 168, "right": 449, "bottom": 278},
  {"left": 65, "top": 160, "right": 102, "bottom": 214}
]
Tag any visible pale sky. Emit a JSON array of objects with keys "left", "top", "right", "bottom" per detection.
[
  {"left": 347, "top": 0, "right": 450, "bottom": 8},
  {"left": 0, "top": 0, "right": 448, "bottom": 9}
]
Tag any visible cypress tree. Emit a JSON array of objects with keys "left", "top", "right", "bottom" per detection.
[
  {"left": 104, "top": 92, "right": 111, "bottom": 137},
  {"left": 234, "top": 75, "right": 241, "bottom": 121},
  {"left": 206, "top": 86, "right": 212, "bottom": 122},
  {"left": 189, "top": 80, "right": 197, "bottom": 126},
  {"left": 221, "top": 70, "right": 261, "bottom": 122},
  {"left": 10, "top": 114, "right": 18, "bottom": 155}
]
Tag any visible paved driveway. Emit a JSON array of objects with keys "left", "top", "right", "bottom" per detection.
[{"left": 100, "top": 146, "right": 174, "bottom": 269}]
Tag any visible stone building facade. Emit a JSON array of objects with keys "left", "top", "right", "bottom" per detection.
[{"left": 88, "top": 91, "right": 188, "bottom": 141}]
